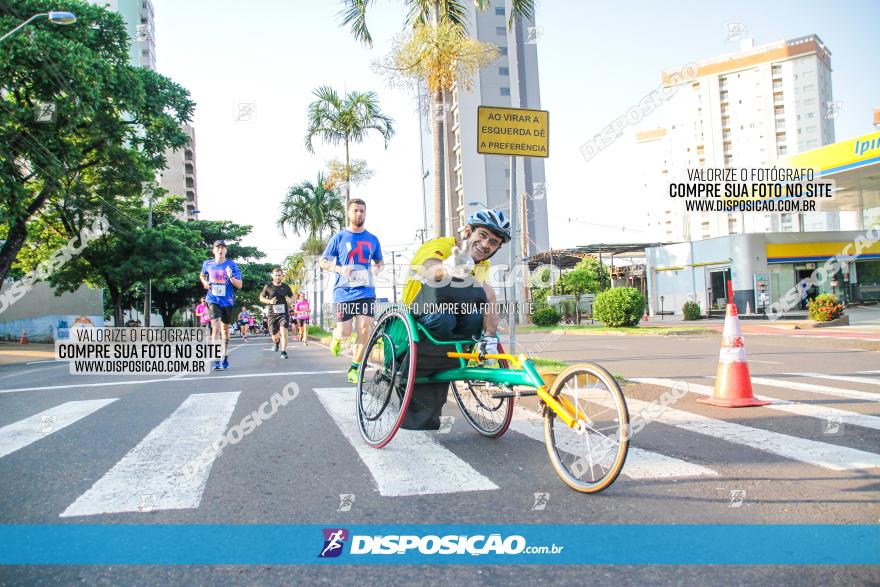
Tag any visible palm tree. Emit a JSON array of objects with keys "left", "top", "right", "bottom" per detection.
[
  {"left": 338, "top": 0, "right": 536, "bottom": 237},
  {"left": 277, "top": 173, "right": 345, "bottom": 247},
  {"left": 278, "top": 173, "right": 345, "bottom": 329},
  {"left": 304, "top": 87, "right": 395, "bottom": 204}
]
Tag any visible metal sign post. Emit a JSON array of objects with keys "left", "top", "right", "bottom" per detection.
[
  {"left": 476, "top": 106, "right": 549, "bottom": 352},
  {"left": 508, "top": 154, "right": 517, "bottom": 347}
]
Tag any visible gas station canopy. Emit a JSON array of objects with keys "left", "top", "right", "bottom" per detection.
[{"left": 784, "top": 130, "right": 880, "bottom": 214}]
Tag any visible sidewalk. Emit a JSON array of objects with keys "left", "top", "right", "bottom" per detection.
[
  {"left": 0, "top": 342, "right": 56, "bottom": 367},
  {"left": 642, "top": 305, "right": 880, "bottom": 341}
]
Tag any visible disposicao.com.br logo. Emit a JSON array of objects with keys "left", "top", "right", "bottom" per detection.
[{"left": 319, "top": 529, "right": 564, "bottom": 557}]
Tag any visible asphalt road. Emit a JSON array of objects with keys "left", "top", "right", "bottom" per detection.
[{"left": 0, "top": 331, "right": 877, "bottom": 585}]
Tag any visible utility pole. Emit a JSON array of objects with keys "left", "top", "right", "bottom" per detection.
[
  {"left": 391, "top": 252, "right": 397, "bottom": 304},
  {"left": 143, "top": 182, "right": 153, "bottom": 327}
]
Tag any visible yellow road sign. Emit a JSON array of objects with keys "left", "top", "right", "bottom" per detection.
[{"left": 477, "top": 106, "right": 549, "bottom": 158}]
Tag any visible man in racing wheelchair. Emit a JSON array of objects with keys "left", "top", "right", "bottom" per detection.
[{"left": 397, "top": 208, "right": 511, "bottom": 430}]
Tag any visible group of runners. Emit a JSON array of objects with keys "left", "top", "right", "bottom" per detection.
[
  {"left": 195, "top": 196, "right": 511, "bottom": 381},
  {"left": 195, "top": 243, "right": 311, "bottom": 369}
]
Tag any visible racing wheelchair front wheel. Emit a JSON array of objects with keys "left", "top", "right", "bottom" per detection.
[
  {"left": 450, "top": 344, "right": 514, "bottom": 438},
  {"left": 544, "top": 363, "right": 629, "bottom": 493},
  {"left": 356, "top": 307, "right": 417, "bottom": 448}
]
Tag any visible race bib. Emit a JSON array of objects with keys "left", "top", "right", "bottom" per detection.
[
  {"left": 348, "top": 269, "right": 369, "bottom": 287},
  {"left": 210, "top": 283, "right": 226, "bottom": 297},
  {"left": 272, "top": 304, "right": 286, "bottom": 314}
]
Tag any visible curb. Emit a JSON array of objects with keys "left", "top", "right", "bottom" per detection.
[{"left": 539, "top": 328, "right": 718, "bottom": 338}]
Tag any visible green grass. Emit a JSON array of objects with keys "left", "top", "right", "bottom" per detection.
[
  {"left": 307, "top": 325, "right": 332, "bottom": 338},
  {"left": 530, "top": 357, "right": 568, "bottom": 373},
  {"left": 520, "top": 324, "right": 715, "bottom": 336}
]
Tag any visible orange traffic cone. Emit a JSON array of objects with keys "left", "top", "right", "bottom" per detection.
[
  {"left": 746, "top": 301, "right": 752, "bottom": 315},
  {"left": 20, "top": 329, "right": 29, "bottom": 344},
  {"left": 697, "top": 302, "right": 769, "bottom": 408}
]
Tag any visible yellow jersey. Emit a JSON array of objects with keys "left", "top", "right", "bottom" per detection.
[{"left": 402, "top": 237, "right": 491, "bottom": 305}]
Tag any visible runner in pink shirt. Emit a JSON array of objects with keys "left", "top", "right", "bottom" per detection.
[
  {"left": 195, "top": 297, "right": 210, "bottom": 330},
  {"left": 294, "top": 293, "right": 311, "bottom": 346}
]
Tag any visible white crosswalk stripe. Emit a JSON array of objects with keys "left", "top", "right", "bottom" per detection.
[
  {"left": 615, "top": 395, "right": 880, "bottom": 471},
  {"left": 0, "top": 399, "right": 118, "bottom": 459},
  {"left": 633, "top": 378, "right": 880, "bottom": 432},
  {"left": 750, "top": 377, "right": 880, "bottom": 402},
  {"left": 314, "top": 387, "right": 498, "bottom": 496},
  {"left": 789, "top": 372, "right": 880, "bottom": 387},
  {"left": 508, "top": 405, "right": 718, "bottom": 479},
  {"left": 60, "top": 392, "right": 240, "bottom": 517}
]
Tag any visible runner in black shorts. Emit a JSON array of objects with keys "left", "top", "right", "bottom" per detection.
[
  {"left": 199, "top": 240, "right": 243, "bottom": 370},
  {"left": 259, "top": 267, "right": 295, "bottom": 359},
  {"left": 320, "top": 198, "right": 384, "bottom": 383}
]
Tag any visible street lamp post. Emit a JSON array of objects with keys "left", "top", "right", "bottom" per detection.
[
  {"left": 143, "top": 183, "right": 154, "bottom": 327},
  {"left": 390, "top": 251, "right": 403, "bottom": 304},
  {"left": 0, "top": 12, "right": 77, "bottom": 45}
]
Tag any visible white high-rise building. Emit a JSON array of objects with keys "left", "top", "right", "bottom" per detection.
[
  {"left": 160, "top": 124, "right": 199, "bottom": 220},
  {"left": 642, "top": 35, "right": 839, "bottom": 242},
  {"left": 88, "top": 0, "right": 155, "bottom": 69},
  {"left": 418, "top": 1, "right": 549, "bottom": 257},
  {"left": 91, "top": 0, "right": 198, "bottom": 220}
]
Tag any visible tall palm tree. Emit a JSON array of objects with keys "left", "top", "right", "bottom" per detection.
[
  {"left": 304, "top": 87, "right": 395, "bottom": 204},
  {"left": 278, "top": 173, "right": 345, "bottom": 329},
  {"left": 338, "top": 0, "right": 536, "bottom": 237},
  {"left": 277, "top": 173, "right": 345, "bottom": 247}
]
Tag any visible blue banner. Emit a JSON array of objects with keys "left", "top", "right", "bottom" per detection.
[{"left": 0, "top": 525, "right": 877, "bottom": 565}]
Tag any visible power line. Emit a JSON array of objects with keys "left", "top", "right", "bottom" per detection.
[{"left": 552, "top": 215, "right": 648, "bottom": 233}]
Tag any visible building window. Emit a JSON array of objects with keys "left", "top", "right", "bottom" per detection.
[
  {"left": 777, "top": 145, "right": 788, "bottom": 156},
  {"left": 496, "top": 26, "right": 506, "bottom": 35},
  {"left": 500, "top": 87, "right": 511, "bottom": 96},
  {"left": 495, "top": 6, "right": 505, "bottom": 15},
  {"left": 504, "top": 168, "right": 510, "bottom": 178},
  {"left": 499, "top": 66, "right": 509, "bottom": 76},
  {"left": 499, "top": 46, "right": 508, "bottom": 56}
]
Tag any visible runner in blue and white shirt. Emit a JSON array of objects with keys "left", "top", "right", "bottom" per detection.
[
  {"left": 319, "top": 198, "right": 384, "bottom": 383},
  {"left": 200, "top": 240, "right": 243, "bottom": 370}
]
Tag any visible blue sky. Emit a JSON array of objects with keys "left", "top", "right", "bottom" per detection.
[{"left": 152, "top": 0, "right": 880, "bottom": 262}]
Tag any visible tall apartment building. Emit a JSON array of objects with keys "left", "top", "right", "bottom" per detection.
[
  {"left": 642, "top": 35, "right": 841, "bottom": 242},
  {"left": 160, "top": 124, "right": 198, "bottom": 219},
  {"left": 88, "top": 0, "right": 156, "bottom": 69},
  {"left": 90, "top": 0, "right": 198, "bottom": 220},
  {"left": 418, "top": 0, "right": 549, "bottom": 257}
]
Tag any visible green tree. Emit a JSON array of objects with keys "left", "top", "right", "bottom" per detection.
[
  {"left": 151, "top": 217, "right": 265, "bottom": 327},
  {"left": 48, "top": 209, "right": 202, "bottom": 327},
  {"left": 340, "top": 0, "right": 535, "bottom": 237},
  {"left": 304, "top": 87, "right": 394, "bottom": 204},
  {"left": 557, "top": 258, "right": 609, "bottom": 323},
  {"left": 236, "top": 262, "right": 275, "bottom": 314},
  {"left": 278, "top": 174, "right": 344, "bottom": 247},
  {"left": 0, "top": 0, "right": 194, "bottom": 284}
]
